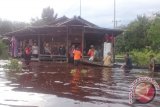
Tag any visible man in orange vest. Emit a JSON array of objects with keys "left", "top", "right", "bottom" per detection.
[{"left": 73, "top": 47, "right": 82, "bottom": 66}]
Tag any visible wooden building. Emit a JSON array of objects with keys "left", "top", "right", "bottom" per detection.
[{"left": 3, "top": 16, "right": 123, "bottom": 62}]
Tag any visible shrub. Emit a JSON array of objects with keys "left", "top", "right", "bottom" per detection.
[
  {"left": 5, "top": 58, "right": 22, "bottom": 72},
  {"left": 0, "top": 40, "right": 9, "bottom": 59},
  {"left": 130, "top": 49, "right": 160, "bottom": 67}
]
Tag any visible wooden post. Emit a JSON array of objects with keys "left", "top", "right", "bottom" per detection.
[
  {"left": 82, "top": 26, "right": 84, "bottom": 59},
  {"left": 112, "top": 33, "right": 115, "bottom": 63},
  {"left": 38, "top": 35, "right": 40, "bottom": 61},
  {"left": 66, "top": 26, "right": 69, "bottom": 62},
  {"left": 51, "top": 35, "right": 53, "bottom": 61}
]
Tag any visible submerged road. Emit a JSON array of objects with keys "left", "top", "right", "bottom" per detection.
[{"left": 0, "top": 61, "right": 159, "bottom": 107}]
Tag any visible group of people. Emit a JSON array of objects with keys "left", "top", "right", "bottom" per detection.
[
  {"left": 74, "top": 44, "right": 155, "bottom": 72},
  {"left": 120, "top": 53, "right": 156, "bottom": 72},
  {"left": 69, "top": 44, "right": 113, "bottom": 67},
  {"left": 23, "top": 42, "right": 67, "bottom": 66},
  {"left": 69, "top": 44, "right": 102, "bottom": 66},
  {"left": 23, "top": 42, "right": 155, "bottom": 72},
  {"left": 87, "top": 45, "right": 128, "bottom": 68},
  {"left": 43, "top": 43, "right": 66, "bottom": 55},
  {"left": 87, "top": 45, "right": 102, "bottom": 61},
  {"left": 103, "top": 51, "right": 133, "bottom": 70},
  {"left": 103, "top": 52, "right": 156, "bottom": 72}
]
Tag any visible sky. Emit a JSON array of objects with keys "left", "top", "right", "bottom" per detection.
[{"left": 0, "top": 0, "right": 160, "bottom": 28}]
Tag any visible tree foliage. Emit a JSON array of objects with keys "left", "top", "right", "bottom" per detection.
[
  {"left": 31, "top": 17, "right": 45, "bottom": 26},
  {"left": 0, "top": 40, "right": 9, "bottom": 59},
  {"left": 5, "top": 58, "right": 22, "bottom": 72},
  {"left": 0, "top": 19, "right": 28, "bottom": 35},
  {"left": 0, "top": 20, "right": 13, "bottom": 35},
  {"left": 116, "top": 13, "right": 160, "bottom": 54},
  {"left": 147, "top": 16, "right": 160, "bottom": 50},
  {"left": 31, "top": 6, "right": 58, "bottom": 26},
  {"left": 41, "top": 6, "right": 57, "bottom": 23},
  {"left": 0, "top": 6, "right": 58, "bottom": 35}
]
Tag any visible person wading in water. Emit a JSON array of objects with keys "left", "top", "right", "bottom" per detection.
[{"left": 24, "top": 43, "right": 31, "bottom": 67}]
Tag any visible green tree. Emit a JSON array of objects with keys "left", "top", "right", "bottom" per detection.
[
  {"left": 115, "top": 15, "right": 151, "bottom": 53},
  {"left": 31, "top": 17, "right": 45, "bottom": 26},
  {"left": 115, "top": 26, "right": 126, "bottom": 53},
  {"left": 147, "top": 16, "right": 160, "bottom": 50},
  {"left": 12, "top": 22, "right": 29, "bottom": 31},
  {"left": 0, "top": 40, "right": 8, "bottom": 59},
  {"left": 31, "top": 7, "right": 58, "bottom": 26},
  {"left": 0, "top": 19, "right": 28, "bottom": 35},
  {"left": 0, "top": 20, "right": 13, "bottom": 35},
  {"left": 41, "top": 6, "right": 57, "bottom": 24}
]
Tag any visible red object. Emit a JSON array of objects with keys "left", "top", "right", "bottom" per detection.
[
  {"left": 105, "top": 35, "right": 114, "bottom": 43},
  {"left": 138, "top": 87, "right": 155, "bottom": 103},
  {"left": 87, "top": 49, "right": 94, "bottom": 57},
  {"left": 25, "top": 47, "right": 31, "bottom": 55}
]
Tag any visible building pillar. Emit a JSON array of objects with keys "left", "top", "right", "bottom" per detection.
[
  {"left": 81, "top": 26, "right": 84, "bottom": 59},
  {"left": 112, "top": 33, "right": 115, "bottom": 63},
  {"left": 66, "top": 26, "right": 69, "bottom": 62},
  {"left": 38, "top": 35, "right": 40, "bottom": 61}
]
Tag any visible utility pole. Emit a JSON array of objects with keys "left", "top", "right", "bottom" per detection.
[
  {"left": 80, "top": 0, "right": 81, "bottom": 17},
  {"left": 115, "top": 20, "right": 121, "bottom": 28},
  {"left": 113, "top": 0, "right": 116, "bottom": 28},
  {"left": 113, "top": 0, "right": 121, "bottom": 28},
  {"left": 113, "top": 0, "right": 116, "bottom": 62}
]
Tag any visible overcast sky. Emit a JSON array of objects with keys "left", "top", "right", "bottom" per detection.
[{"left": 0, "top": 0, "right": 160, "bottom": 28}]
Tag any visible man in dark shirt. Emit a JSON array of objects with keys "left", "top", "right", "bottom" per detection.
[{"left": 59, "top": 45, "right": 66, "bottom": 55}]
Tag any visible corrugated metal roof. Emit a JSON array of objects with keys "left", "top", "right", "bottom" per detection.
[{"left": 3, "top": 16, "right": 123, "bottom": 36}]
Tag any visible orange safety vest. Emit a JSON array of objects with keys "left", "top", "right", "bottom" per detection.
[{"left": 73, "top": 50, "right": 82, "bottom": 60}]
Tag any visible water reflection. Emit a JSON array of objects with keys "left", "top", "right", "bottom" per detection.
[
  {"left": 5, "top": 64, "right": 103, "bottom": 103},
  {"left": 102, "top": 68, "right": 112, "bottom": 82},
  {"left": 0, "top": 61, "right": 159, "bottom": 107},
  {"left": 70, "top": 68, "right": 83, "bottom": 94}
]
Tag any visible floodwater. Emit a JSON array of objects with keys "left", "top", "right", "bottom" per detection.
[{"left": 0, "top": 61, "right": 160, "bottom": 107}]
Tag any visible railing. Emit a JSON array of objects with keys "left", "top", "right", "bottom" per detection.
[{"left": 39, "top": 54, "right": 67, "bottom": 61}]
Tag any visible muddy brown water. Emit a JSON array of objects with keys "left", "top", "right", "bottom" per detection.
[{"left": 0, "top": 61, "right": 160, "bottom": 107}]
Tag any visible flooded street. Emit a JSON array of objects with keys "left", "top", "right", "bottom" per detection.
[{"left": 0, "top": 61, "right": 159, "bottom": 107}]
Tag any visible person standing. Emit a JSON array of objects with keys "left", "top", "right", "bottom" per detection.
[
  {"left": 97, "top": 47, "right": 103, "bottom": 60},
  {"left": 59, "top": 45, "right": 66, "bottom": 55},
  {"left": 52, "top": 45, "right": 59, "bottom": 55},
  {"left": 69, "top": 45, "right": 75, "bottom": 63},
  {"left": 32, "top": 43, "right": 39, "bottom": 58},
  {"left": 24, "top": 43, "right": 31, "bottom": 66},
  {"left": 121, "top": 53, "right": 132, "bottom": 70},
  {"left": 103, "top": 52, "right": 113, "bottom": 67},
  {"left": 73, "top": 47, "right": 82, "bottom": 66},
  {"left": 87, "top": 45, "right": 95, "bottom": 61},
  {"left": 149, "top": 55, "right": 155, "bottom": 72},
  {"left": 44, "top": 43, "right": 51, "bottom": 55}
]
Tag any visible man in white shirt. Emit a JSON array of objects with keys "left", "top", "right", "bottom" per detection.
[{"left": 32, "top": 43, "right": 39, "bottom": 58}]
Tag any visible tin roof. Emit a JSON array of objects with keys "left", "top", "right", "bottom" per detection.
[{"left": 3, "top": 16, "right": 123, "bottom": 36}]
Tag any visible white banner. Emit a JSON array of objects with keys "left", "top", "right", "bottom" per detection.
[{"left": 103, "top": 42, "right": 112, "bottom": 58}]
